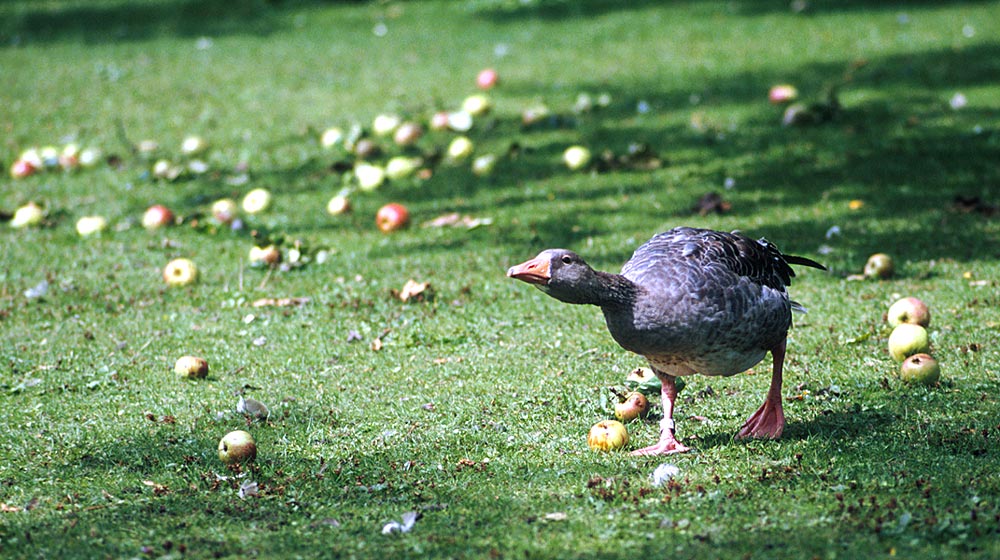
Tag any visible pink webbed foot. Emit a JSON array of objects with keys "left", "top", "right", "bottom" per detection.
[
  {"left": 737, "top": 398, "right": 785, "bottom": 439},
  {"left": 630, "top": 436, "right": 691, "bottom": 456}
]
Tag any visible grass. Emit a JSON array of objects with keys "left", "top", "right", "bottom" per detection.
[{"left": 2, "top": 0, "right": 1000, "bottom": 558}]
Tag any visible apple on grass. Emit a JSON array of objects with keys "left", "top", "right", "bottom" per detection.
[
  {"left": 563, "top": 146, "right": 592, "bottom": 171},
  {"left": 75, "top": 216, "right": 108, "bottom": 236},
  {"left": 320, "top": 127, "right": 344, "bottom": 149},
  {"left": 888, "top": 323, "right": 930, "bottom": 362},
  {"left": 174, "top": 355, "right": 209, "bottom": 379},
  {"left": 248, "top": 245, "right": 282, "bottom": 267},
  {"left": 887, "top": 297, "right": 930, "bottom": 328},
  {"left": 372, "top": 114, "right": 401, "bottom": 137},
  {"left": 10, "top": 159, "right": 37, "bottom": 179},
  {"left": 462, "top": 94, "right": 492, "bottom": 116},
  {"left": 326, "top": 194, "right": 351, "bottom": 216},
  {"left": 181, "top": 135, "right": 208, "bottom": 156},
  {"left": 768, "top": 84, "right": 799, "bottom": 104},
  {"left": 163, "top": 258, "right": 198, "bottom": 286},
  {"left": 864, "top": 253, "right": 894, "bottom": 279},
  {"left": 242, "top": 188, "right": 272, "bottom": 214},
  {"left": 385, "top": 157, "right": 421, "bottom": 181},
  {"left": 614, "top": 391, "right": 649, "bottom": 423},
  {"left": 142, "top": 205, "right": 175, "bottom": 230},
  {"left": 587, "top": 420, "right": 629, "bottom": 452},
  {"left": 218, "top": 430, "right": 257, "bottom": 465},
  {"left": 10, "top": 202, "right": 45, "bottom": 228},
  {"left": 476, "top": 68, "right": 499, "bottom": 90},
  {"left": 900, "top": 353, "right": 941, "bottom": 385},
  {"left": 446, "top": 136, "right": 474, "bottom": 161},
  {"left": 211, "top": 198, "right": 238, "bottom": 224},
  {"left": 376, "top": 203, "right": 410, "bottom": 233},
  {"left": 355, "top": 163, "right": 386, "bottom": 191},
  {"left": 393, "top": 122, "right": 423, "bottom": 147}
]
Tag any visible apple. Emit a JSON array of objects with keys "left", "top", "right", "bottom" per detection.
[
  {"left": 429, "top": 111, "right": 451, "bottom": 131},
  {"left": 447, "top": 136, "right": 474, "bottom": 161},
  {"left": 75, "top": 216, "right": 108, "bottom": 236},
  {"left": 174, "top": 355, "right": 209, "bottom": 379},
  {"left": 462, "top": 94, "right": 492, "bottom": 116},
  {"left": 887, "top": 297, "right": 930, "bottom": 328},
  {"left": 614, "top": 391, "right": 649, "bottom": 423},
  {"left": 385, "top": 156, "right": 421, "bottom": 181},
  {"left": 476, "top": 68, "right": 499, "bottom": 90},
  {"left": 218, "top": 430, "right": 257, "bottom": 465},
  {"left": 211, "top": 198, "right": 238, "bottom": 224},
  {"left": 320, "top": 127, "right": 344, "bottom": 149},
  {"left": 248, "top": 245, "right": 282, "bottom": 267},
  {"left": 352, "top": 138, "right": 380, "bottom": 160},
  {"left": 563, "top": 146, "right": 592, "bottom": 170},
  {"left": 137, "top": 139, "right": 159, "bottom": 156},
  {"left": 471, "top": 154, "right": 498, "bottom": 177},
  {"left": 768, "top": 84, "right": 799, "bottom": 104},
  {"left": 521, "top": 104, "right": 551, "bottom": 126},
  {"left": 163, "top": 258, "right": 198, "bottom": 286},
  {"left": 624, "top": 367, "right": 662, "bottom": 395},
  {"left": 10, "top": 202, "right": 45, "bottom": 228},
  {"left": 446, "top": 111, "right": 473, "bottom": 132},
  {"left": 241, "top": 188, "right": 272, "bottom": 214},
  {"left": 78, "top": 147, "right": 102, "bottom": 168},
  {"left": 372, "top": 113, "right": 401, "bottom": 137},
  {"left": 393, "top": 122, "right": 423, "bottom": 147},
  {"left": 39, "top": 146, "right": 59, "bottom": 168},
  {"left": 354, "top": 163, "right": 386, "bottom": 191},
  {"left": 142, "top": 204, "right": 175, "bottom": 230},
  {"left": 587, "top": 420, "right": 629, "bottom": 452},
  {"left": 376, "top": 202, "right": 410, "bottom": 233},
  {"left": 10, "top": 158, "right": 37, "bottom": 179},
  {"left": 864, "top": 253, "right": 894, "bottom": 279},
  {"left": 899, "top": 353, "right": 941, "bottom": 385},
  {"left": 187, "top": 159, "right": 209, "bottom": 175},
  {"left": 326, "top": 194, "right": 352, "bottom": 215},
  {"left": 152, "top": 159, "right": 173, "bottom": 179},
  {"left": 19, "top": 148, "right": 43, "bottom": 169},
  {"left": 181, "top": 135, "right": 209, "bottom": 156},
  {"left": 888, "top": 323, "right": 930, "bottom": 362}
]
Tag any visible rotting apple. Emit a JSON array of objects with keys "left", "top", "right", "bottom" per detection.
[
  {"left": 587, "top": 420, "right": 629, "bottom": 452},
  {"left": 174, "top": 355, "right": 209, "bottom": 379},
  {"left": 218, "top": 430, "right": 257, "bottom": 465},
  {"left": 899, "top": 353, "right": 941, "bottom": 385},
  {"left": 614, "top": 392, "right": 649, "bottom": 423},
  {"left": 888, "top": 323, "right": 930, "bottom": 362},
  {"left": 376, "top": 202, "right": 410, "bottom": 233},
  {"left": 248, "top": 245, "right": 281, "bottom": 267},
  {"left": 163, "top": 258, "right": 198, "bottom": 286},
  {"left": 211, "top": 198, "right": 238, "bottom": 224},
  {"left": 887, "top": 297, "right": 930, "bottom": 328}
]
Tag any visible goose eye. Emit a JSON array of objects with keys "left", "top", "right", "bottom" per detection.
[{"left": 560, "top": 255, "right": 573, "bottom": 264}]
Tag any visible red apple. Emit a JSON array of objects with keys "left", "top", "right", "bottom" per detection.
[
  {"left": 899, "top": 353, "right": 941, "bottom": 385},
  {"left": 587, "top": 420, "right": 629, "bottom": 452},
  {"left": 10, "top": 159, "right": 37, "bottom": 179},
  {"left": 476, "top": 68, "right": 499, "bottom": 90},
  {"left": 614, "top": 391, "right": 649, "bottom": 423},
  {"left": 888, "top": 323, "right": 930, "bottom": 362},
  {"left": 429, "top": 111, "right": 450, "bottom": 131},
  {"left": 768, "top": 84, "right": 799, "bottom": 104},
  {"left": 887, "top": 297, "right": 930, "bottom": 328},
  {"left": 142, "top": 204, "right": 175, "bottom": 230},
  {"left": 376, "top": 203, "right": 410, "bottom": 233},
  {"left": 218, "top": 430, "right": 257, "bottom": 464}
]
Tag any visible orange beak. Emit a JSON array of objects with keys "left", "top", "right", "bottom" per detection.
[{"left": 507, "top": 256, "right": 551, "bottom": 285}]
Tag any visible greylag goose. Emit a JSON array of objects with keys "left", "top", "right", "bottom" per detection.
[{"left": 507, "top": 227, "right": 825, "bottom": 455}]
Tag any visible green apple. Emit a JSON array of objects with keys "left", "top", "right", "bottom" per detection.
[
  {"left": 385, "top": 156, "right": 421, "bottom": 181},
  {"left": 174, "top": 355, "right": 209, "bottom": 379},
  {"left": 447, "top": 136, "right": 474, "bottom": 161},
  {"left": 888, "top": 323, "right": 930, "bottom": 362},
  {"left": 864, "top": 253, "right": 894, "bottom": 279},
  {"left": 75, "top": 216, "right": 108, "bottom": 236},
  {"left": 462, "top": 94, "right": 492, "bottom": 116},
  {"left": 242, "top": 188, "right": 272, "bottom": 214},
  {"left": 354, "top": 163, "right": 386, "bottom": 191},
  {"left": 587, "top": 420, "right": 629, "bottom": 452},
  {"left": 218, "top": 430, "right": 257, "bottom": 464},
  {"left": 248, "top": 245, "right": 281, "bottom": 267},
  {"left": 563, "top": 146, "right": 592, "bottom": 170},
  {"left": 163, "top": 258, "right": 198, "bottom": 286},
  {"left": 372, "top": 113, "right": 401, "bottom": 136}
]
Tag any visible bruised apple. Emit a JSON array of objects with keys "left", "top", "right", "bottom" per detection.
[{"left": 587, "top": 420, "right": 629, "bottom": 452}]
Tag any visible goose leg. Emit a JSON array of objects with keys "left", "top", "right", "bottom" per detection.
[
  {"left": 737, "top": 338, "right": 786, "bottom": 439},
  {"left": 631, "top": 372, "right": 691, "bottom": 455}
]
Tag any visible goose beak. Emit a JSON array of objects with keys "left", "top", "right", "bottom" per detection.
[{"left": 507, "top": 256, "right": 551, "bottom": 285}]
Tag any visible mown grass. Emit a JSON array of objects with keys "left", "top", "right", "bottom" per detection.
[{"left": 2, "top": 1, "right": 1000, "bottom": 558}]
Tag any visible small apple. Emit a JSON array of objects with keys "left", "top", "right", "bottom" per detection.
[
  {"left": 174, "top": 355, "right": 209, "bottom": 379},
  {"left": 385, "top": 156, "right": 421, "bottom": 181},
  {"left": 429, "top": 111, "right": 451, "bottom": 131},
  {"left": 393, "top": 122, "right": 423, "bottom": 147},
  {"left": 446, "top": 111, "right": 474, "bottom": 132},
  {"left": 78, "top": 147, "right": 102, "bottom": 168},
  {"left": 326, "top": 194, "right": 352, "bottom": 215},
  {"left": 58, "top": 144, "right": 81, "bottom": 170},
  {"left": 248, "top": 245, "right": 282, "bottom": 267},
  {"left": 10, "top": 158, "right": 37, "bottom": 179},
  {"left": 376, "top": 202, "right": 410, "bottom": 233},
  {"left": 614, "top": 391, "right": 649, "bottom": 423},
  {"left": 624, "top": 367, "right": 662, "bottom": 395},
  {"left": 211, "top": 198, "right": 238, "bottom": 224},
  {"left": 899, "top": 353, "right": 941, "bottom": 385},
  {"left": 587, "top": 420, "right": 629, "bottom": 452},
  {"left": 320, "top": 127, "right": 344, "bottom": 149},
  {"left": 372, "top": 113, "right": 401, "bottom": 137},
  {"left": 75, "top": 215, "right": 108, "bottom": 236},
  {"left": 354, "top": 163, "right": 386, "bottom": 191},
  {"left": 476, "top": 68, "right": 499, "bottom": 90},
  {"left": 163, "top": 258, "right": 198, "bottom": 286},
  {"left": 352, "top": 138, "right": 380, "bottom": 160},
  {"left": 887, "top": 297, "right": 930, "bottom": 328},
  {"left": 768, "top": 84, "right": 799, "bottom": 104},
  {"left": 218, "top": 430, "right": 257, "bottom": 465},
  {"left": 447, "top": 136, "right": 474, "bottom": 161},
  {"left": 19, "top": 148, "right": 43, "bottom": 169},
  {"left": 563, "top": 146, "right": 592, "bottom": 170},
  {"left": 864, "top": 253, "right": 894, "bottom": 279},
  {"left": 142, "top": 204, "right": 175, "bottom": 230},
  {"left": 521, "top": 104, "right": 552, "bottom": 126},
  {"left": 888, "top": 323, "right": 930, "bottom": 362},
  {"left": 180, "top": 135, "right": 209, "bottom": 156},
  {"left": 39, "top": 146, "right": 59, "bottom": 168},
  {"left": 241, "top": 188, "right": 272, "bottom": 214},
  {"left": 152, "top": 159, "right": 174, "bottom": 179},
  {"left": 10, "top": 202, "right": 45, "bottom": 228},
  {"left": 471, "top": 154, "right": 498, "bottom": 177},
  {"left": 462, "top": 94, "right": 492, "bottom": 116}
]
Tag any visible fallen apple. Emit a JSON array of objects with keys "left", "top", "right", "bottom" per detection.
[
  {"left": 462, "top": 94, "right": 492, "bottom": 116},
  {"left": 59, "top": 143, "right": 80, "bottom": 170},
  {"left": 320, "top": 127, "right": 344, "bottom": 149},
  {"left": 174, "top": 355, "right": 209, "bottom": 379},
  {"left": 163, "top": 258, "right": 198, "bottom": 287},
  {"left": 78, "top": 147, "right": 102, "bottom": 168},
  {"left": 587, "top": 420, "right": 629, "bottom": 452},
  {"left": 429, "top": 111, "right": 451, "bottom": 131},
  {"left": 614, "top": 391, "right": 649, "bottom": 423},
  {"left": 352, "top": 138, "right": 380, "bottom": 160},
  {"left": 354, "top": 162, "right": 386, "bottom": 191},
  {"left": 248, "top": 245, "right": 282, "bottom": 267},
  {"left": 137, "top": 139, "right": 159, "bottom": 156},
  {"left": 385, "top": 156, "right": 421, "bottom": 181},
  {"left": 471, "top": 154, "right": 498, "bottom": 177},
  {"left": 372, "top": 113, "right": 401, "bottom": 137},
  {"left": 899, "top": 353, "right": 941, "bottom": 385},
  {"left": 888, "top": 323, "right": 930, "bottom": 362},
  {"left": 142, "top": 204, "right": 175, "bottom": 230},
  {"left": 864, "top": 253, "right": 894, "bottom": 279},
  {"left": 211, "top": 198, "right": 238, "bottom": 224},
  {"left": 768, "top": 84, "right": 799, "bottom": 104},
  {"left": 887, "top": 297, "right": 930, "bottom": 328},
  {"left": 326, "top": 194, "right": 352, "bottom": 215},
  {"left": 218, "top": 430, "right": 257, "bottom": 465},
  {"left": 181, "top": 135, "right": 209, "bottom": 156},
  {"left": 241, "top": 188, "right": 272, "bottom": 214},
  {"left": 10, "top": 202, "right": 45, "bottom": 228},
  {"left": 476, "top": 68, "right": 499, "bottom": 90},
  {"left": 151, "top": 159, "right": 175, "bottom": 179},
  {"left": 39, "top": 146, "right": 59, "bottom": 168},
  {"left": 393, "top": 122, "right": 423, "bottom": 147},
  {"left": 19, "top": 148, "right": 43, "bottom": 169},
  {"left": 563, "top": 146, "right": 592, "bottom": 170},
  {"left": 447, "top": 136, "right": 474, "bottom": 161},
  {"left": 446, "top": 111, "right": 473, "bottom": 132},
  {"left": 376, "top": 202, "right": 410, "bottom": 233},
  {"left": 75, "top": 216, "right": 108, "bottom": 236},
  {"left": 10, "top": 158, "right": 37, "bottom": 179}
]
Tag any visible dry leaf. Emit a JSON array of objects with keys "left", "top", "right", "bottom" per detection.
[
  {"left": 251, "top": 297, "right": 310, "bottom": 308},
  {"left": 371, "top": 337, "right": 383, "bottom": 352},
  {"left": 543, "top": 512, "right": 568, "bottom": 521},
  {"left": 422, "top": 212, "right": 492, "bottom": 229},
  {"left": 397, "top": 279, "right": 433, "bottom": 302}
]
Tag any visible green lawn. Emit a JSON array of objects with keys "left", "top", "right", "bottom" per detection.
[{"left": 2, "top": 1, "right": 1000, "bottom": 558}]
